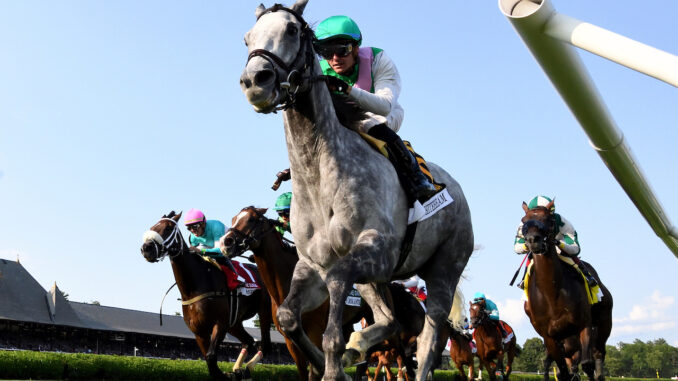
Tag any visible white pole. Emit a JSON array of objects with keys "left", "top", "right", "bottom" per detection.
[
  {"left": 544, "top": 13, "right": 678, "bottom": 88},
  {"left": 498, "top": 0, "right": 678, "bottom": 258}
]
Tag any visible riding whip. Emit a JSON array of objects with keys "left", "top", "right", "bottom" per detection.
[
  {"left": 509, "top": 253, "right": 529, "bottom": 286},
  {"left": 159, "top": 282, "right": 177, "bottom": 326}
]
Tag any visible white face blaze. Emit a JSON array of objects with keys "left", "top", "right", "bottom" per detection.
[{"left": 142, "top": 230, "right": 163, "bottom": 245}]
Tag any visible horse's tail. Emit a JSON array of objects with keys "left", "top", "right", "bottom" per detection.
[{"left": 447, "top": 283, "right": 466, "bottom": 330}]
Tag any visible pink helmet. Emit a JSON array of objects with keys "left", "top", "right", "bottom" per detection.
[{"left": 184, "top": 209, "right": 205, "bottom": 225}]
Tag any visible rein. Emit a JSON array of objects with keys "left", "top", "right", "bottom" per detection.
[{"left": 246, "top": 4, "right": 324, "bottom": 111}]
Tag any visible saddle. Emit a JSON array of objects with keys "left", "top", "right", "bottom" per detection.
[{"left": 202, "top": 256, "right": 261, "bottom": 294}]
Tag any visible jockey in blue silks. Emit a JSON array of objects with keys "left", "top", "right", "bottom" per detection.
[{"left": 185, "top": 208, "right": 243, "bottom": 285}]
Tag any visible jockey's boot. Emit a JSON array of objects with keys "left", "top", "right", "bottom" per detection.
[
  {"left": 367, "top": 124, "right": 438, "bottom": 203},
  {"left": 573, "top": 257, "right": 598, "bottom": 288},
  {"left": 517, "top": 279, "right": 525, "bottom": 290}
]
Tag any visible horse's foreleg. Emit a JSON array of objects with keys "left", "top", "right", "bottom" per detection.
[
  {"left": 195, "top": 334, "right": 225, "bottom": 380},
  {"left": 505, "top": 342, "right": 515, "bottom": 380},
  {"left": 323, "top": 233, "right": 397, "bottom": 380},
  {"left": 228, "top": 322, "right": 256, "bottom": 353},
  {"left": 544, "top": 337, "right": 571, "bottom": 381},
  {"left": 197, "top": 325, "right": 229, "bottom": 380},
  {"left": 347, "top": 283, "right": 400, "bottom": 365},
  {"left": 543, "top": 356, "right": 552, "bottom": 381},
  {"left": 277, "top": 259, "right": 329, "bottom": 376},
  {"left": 579, "top": 326, "right": 594, "bottom": 378},
  {"left": 415, "top": 263, "right": 463, "bottom": 381},
  {"left": 257, "top": 292, "right": 273, "bottom": 355}
]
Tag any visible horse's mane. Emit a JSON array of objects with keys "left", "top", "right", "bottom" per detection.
[{"left": 330, "top": 92, "right": 368, "bottom": 133}]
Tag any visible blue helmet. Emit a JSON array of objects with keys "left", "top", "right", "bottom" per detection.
[{"left": 473, "top": 292, "right": 486, "bottom": 303}]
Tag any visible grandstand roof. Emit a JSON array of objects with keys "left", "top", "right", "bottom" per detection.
[{"left": 0, "top": 258, "right": 285, "bottom": 344}]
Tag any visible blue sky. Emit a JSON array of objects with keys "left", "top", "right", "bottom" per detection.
[{"left": 1, "top": 0, "right": 677, "bottom": 348}]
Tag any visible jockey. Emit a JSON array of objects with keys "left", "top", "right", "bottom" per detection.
[
  {"left": 397, "top": 275, "right": 427, "bottom": 302},
  {"left": 273, "top": 192, "right": 292, "bottom": 236},
  {"left": 514, "top": 195, "right": 597, "bottom": 289},
  {"left": 184, "top": 208, "right": 243, "bottom": 285},
  {"left": 472, "top": 292, "right": 508, "bottom": 338},
  {"left": 313, "top": 15, "right": 437, "bottom": 203}
]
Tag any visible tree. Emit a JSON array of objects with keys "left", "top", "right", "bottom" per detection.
[
  {"left": 252, "top": 314, "right": 276, "bottom": 330},
  {"left": 515, "top": 337, "right": 545, "bottom": 373}
]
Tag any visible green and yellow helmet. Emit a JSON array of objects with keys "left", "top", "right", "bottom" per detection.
[
  {"left": 527, "top": 195, "right": 555, "bottom": 212},
  {"left": 274, "top": 192, "right": 292, "bottom": 211},
  {"left": 315, "top": 15, "right": 362, "bottom": 46}
]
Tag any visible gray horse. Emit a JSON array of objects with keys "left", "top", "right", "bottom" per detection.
[{"left": 239, "top": 1, "right": 474, "bottom": 380}]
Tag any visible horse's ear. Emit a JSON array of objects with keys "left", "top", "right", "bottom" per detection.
[
  {"left": 255, "top": 4, "right": 266, "bottom": 19},
  {"left": 257, "top": 207, "right": 268, "bottom": 215},
  {"left": 168, "top": 211, "right": 176, "bottom": 218},
  {"left": 290, "top": 0, "right": 309, "bottom": 15},
  {"left": 522, "top": 202, "right": 529, "bottom": 213},
  {"left": 174, "top": 211, "right": 182, "bottom": 222}
]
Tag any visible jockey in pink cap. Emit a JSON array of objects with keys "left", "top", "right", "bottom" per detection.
[{"left": 185, "top": 208, "right": 243, "bottom": 285}]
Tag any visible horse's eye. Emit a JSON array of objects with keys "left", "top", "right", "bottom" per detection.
[{"left": 286, "top": 24, "right": 298, "bottom": 36}]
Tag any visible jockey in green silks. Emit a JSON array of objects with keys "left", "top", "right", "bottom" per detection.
[
  {"left": 273, "top": 192, "right": 292, "bottom": 236},
  {"left": 313, "top": 15, "right": 437, "bottom": 203},
  {"left": 514, "top": 195, "right": 597, "bottom": 289}
]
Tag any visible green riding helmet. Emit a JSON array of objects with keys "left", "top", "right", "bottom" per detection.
[
  {"left": 274, "top": 192, "right": 292, "bottom": 211},
  {"left": 527, "top": 195, "right": 555, "bottom": 212},
  {"left": 315, "top": 15, "right": 362, "bottom": 45}
]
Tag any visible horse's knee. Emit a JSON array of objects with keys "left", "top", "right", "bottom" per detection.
[{"left": 276, "top": 305, "right": 299, "bottom": 336}]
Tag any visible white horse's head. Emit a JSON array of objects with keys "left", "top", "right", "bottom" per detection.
[{"left": 240, "top": 0, "right": 313, "bottom": 114}]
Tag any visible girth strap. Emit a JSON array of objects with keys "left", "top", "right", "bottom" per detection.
[
  {"left": 181, "top": 291, "right": 229, "bottom": 305},
  {"left": 394, "top": 221, "right": 418, "bottom": 273}
]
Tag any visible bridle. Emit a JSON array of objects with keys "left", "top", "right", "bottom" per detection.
[
  {"left": 521, "top": 209, "right": 556, "bottom": 255},
  {"left": 470, "top": 301, "right": 489, "bottom": 328},
  {"left": 142, "top": 218, "right": 187, "bottom": 261},
  {"left": 225, "top": 208, "right": 280, "bottom": 257},
  {"left": 246, "top": 4, "right": 323, "bottom": 111}
]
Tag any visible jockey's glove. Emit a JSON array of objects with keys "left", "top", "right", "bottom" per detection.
[{"left": 325, "top": 76, "right": 351, "bottom": 95}]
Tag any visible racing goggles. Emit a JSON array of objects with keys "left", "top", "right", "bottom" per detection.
[{"left": 315, "top": 43, "right": 355, "bottom": 60}]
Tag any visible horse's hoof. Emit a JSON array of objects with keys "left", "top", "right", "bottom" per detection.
[{"left": 341, "top": 348, "right": 362, "bottom": 368}]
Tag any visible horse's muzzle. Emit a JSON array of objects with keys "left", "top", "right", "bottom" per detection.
[{"left": 140, "top": 242, "right": 159, "bottom": 263}]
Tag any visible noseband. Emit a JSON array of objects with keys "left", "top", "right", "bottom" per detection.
[
  {"left": 225, "top": 209, "right": 278, "bottom": 257},
  {"left": 246, "top": 4, "right": 322, "bottom": 111},
  {"left": 521, "top": 212, "right": 556, "bottom": 254},
  {"left": 143, "top": 218, "right": 185, "bottom": 261}
]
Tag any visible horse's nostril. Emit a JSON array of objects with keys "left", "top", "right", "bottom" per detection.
[
  {"left": 241, "top": 77, "right": 252, "bottom": 89},
  {"left": 254, "top": 70, "right": 275, "bottom": 86}
]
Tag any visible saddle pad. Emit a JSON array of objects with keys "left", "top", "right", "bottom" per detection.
[
  {"left": 345, "top": 286, "right": 362, "bottom": 307},
  {"left": 524, "top": 259, "right": 601, "bottom": 305},
  {"left": 220, "top": 261, "right": 260, "bottom": 291},
  {"left": 499, "top": 321, "right": 514, "bottom": 343}
]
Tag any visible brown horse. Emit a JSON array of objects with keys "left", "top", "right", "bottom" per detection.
[
  {"left": 442, "top": 324, "right": 477, "bottom": 381},
  {"left": 469, "top": 300, "right": 517, "bottom": 381},
  {"left": 520, "top": 200, "right": 613, "bottom": 381},
  {"left": 220, "top": 206, "right": 424, "bottom": 381},
  {"left": 141, "top": 211, "right": 272, "bottom": 380}
]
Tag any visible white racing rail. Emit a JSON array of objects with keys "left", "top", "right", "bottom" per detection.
[{"left": 499, "top": 0, "right": 678, "bottom": 258}]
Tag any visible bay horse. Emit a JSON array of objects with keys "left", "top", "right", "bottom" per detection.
[
  {"left": 442, "top": 323, "right": 477, "bottom": 381},
  {"left": 468, "top": 300, "right": 517, "bottom": 381},
  {"left": 220, "top": 206, "right": 423, "bottom": 381},
  {"left": 520, "top": 200, "right": 613, "bottom": 381},
  {"left": 140, "top": 211, "right": 272, "bottom": 380},
  {"left": 240, "top": 1, "right": 474, "bottom": 379}
]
